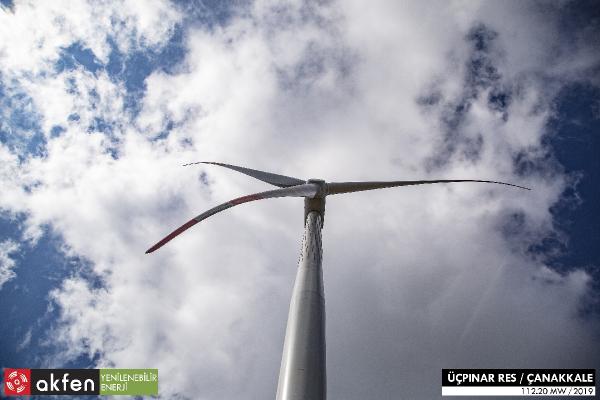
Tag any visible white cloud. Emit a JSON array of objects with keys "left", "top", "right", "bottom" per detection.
[
  {"left": 0, "top": 0, "right": 180, "bottom": 76},
  {"left": 0, "top": 239, "right": 20, "bottom": 289},
  {"left": 1, "top": 0, "right": 598, "bottom": 399}
]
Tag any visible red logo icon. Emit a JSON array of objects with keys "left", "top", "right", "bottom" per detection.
[{"left": 4, "top": 369, "right": 31, "bottom": 396}]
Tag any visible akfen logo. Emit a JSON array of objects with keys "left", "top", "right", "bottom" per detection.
[
  {"left": 3, "top": 368, "right": 158, "bottom": 396},
  {"left": 4, "top": 369, "right": 30, "bottom": 395}
]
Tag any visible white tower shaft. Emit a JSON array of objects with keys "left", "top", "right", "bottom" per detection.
[{"left": 276, "top": 211, "right": 326, "bottom": 400}]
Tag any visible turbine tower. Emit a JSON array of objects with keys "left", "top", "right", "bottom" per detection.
[{"left": 146, "top": 162, "right": 529, "bottom": 400}]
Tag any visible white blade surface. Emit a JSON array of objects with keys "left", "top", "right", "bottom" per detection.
[
  {"left": 146, "top": 183, "right": 319, "bottom": 253},
  {"left": 185, "top": 161, "right": 306, "bottom": 188},
  {"left": 326, "top": 179, "right": 530, "bottom": 195}
]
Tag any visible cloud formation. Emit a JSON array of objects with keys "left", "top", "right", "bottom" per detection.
[
  {"left": 0, "top": 239, "right": 19, "bottom": 289},
  {"left": 1, "top": 0, "right": 598, "bottom": 398},
  {"left": 0, "top": 0, "right": 180, "bottom": 75}
]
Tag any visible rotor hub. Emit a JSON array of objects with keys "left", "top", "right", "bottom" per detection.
[
  {"left": 304, "top": 179, "right": 326, "bottom": 224},
  {"left": 306, "top": 179, "right": 327, "bottom": 198}
]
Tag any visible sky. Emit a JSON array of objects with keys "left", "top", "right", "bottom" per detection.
[{"left": 0, "top": 0, "right": 599, "bottom": 399}]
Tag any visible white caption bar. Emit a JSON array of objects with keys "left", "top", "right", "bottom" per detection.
[{"left": 442, "top": 386, "right": 596, "bottom": 396}]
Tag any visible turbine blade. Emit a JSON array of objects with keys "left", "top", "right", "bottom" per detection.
[
  {"left": 326, "top": 179, "right": 530, "bottom": 195},
  {"left": 146, "top": 183, "right": 319, "bottom": 253},
  {"left": 184, "top": 161, "right": 305, "bottom": 188}
]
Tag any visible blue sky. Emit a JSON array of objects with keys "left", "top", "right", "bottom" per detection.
[{"left": 0, "top": 1, "right": 599, "bottom": 399}]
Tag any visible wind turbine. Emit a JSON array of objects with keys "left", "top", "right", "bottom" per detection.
[{"left": 146, "top": 162, "right": 529, "bottom": 400}]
